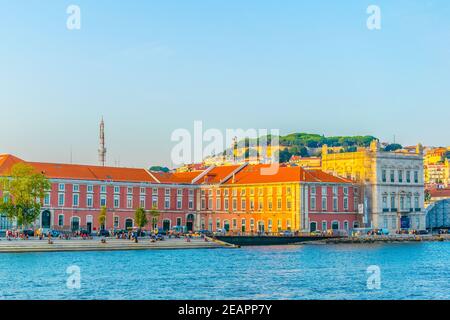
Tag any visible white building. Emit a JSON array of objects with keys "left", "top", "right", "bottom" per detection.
[{"left": 322, "top": 140, "right": 425, "bottom": 232}]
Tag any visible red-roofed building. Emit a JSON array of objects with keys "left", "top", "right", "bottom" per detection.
[
  {"left": 0, "top": 155, "right": 361, "bottom": 235},
  {"left": 195, "top": 163, "right": 361, "bottom": 234},
  {"left": 0, "top": 154, "right": 200, "bottom": 234}
]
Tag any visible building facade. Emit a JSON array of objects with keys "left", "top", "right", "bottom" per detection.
[
  {"left": 321, "top": 140, "right": 426, "bottom": 231},
  {"left": 1, "top": 154, "right": 361, "bottom": 234}
]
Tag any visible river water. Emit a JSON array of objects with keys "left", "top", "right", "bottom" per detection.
[{"left": 0, "top": 242, "right": 449, "bottom": 300}]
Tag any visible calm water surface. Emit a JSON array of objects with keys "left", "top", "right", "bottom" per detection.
[{"left": 0, "top": 242, "right": 449, "bottom": 300}]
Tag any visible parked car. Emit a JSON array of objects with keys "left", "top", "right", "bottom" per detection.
[{"left": 310, "top": 230, "right": 322, "bottom": 236}]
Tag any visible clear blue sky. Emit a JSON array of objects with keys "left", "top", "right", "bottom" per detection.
[{"left": 1, "top": 0, "right": 449, "bottom": 168}]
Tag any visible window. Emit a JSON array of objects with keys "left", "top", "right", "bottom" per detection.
[
  {"left": 201, "top": 198, "right": 206, "bottom": 210},
  {"left": 343, "top": 187, "right": 348, "bottom": 196},
  {"left": 177, "top": 218, "right": 182, "bottom": 226},
  {"left": 407, "top": 196, "right": 412, "bottom": 210},
  {"left": 189, "top": 189, "right": 194, "bottom": 196},
  {"left": 127, "top": 196, "right": 133, "bottom": 209},
  {"left": 87, "top": 194, "right": 93, "bottom": 208},
  {"left": 414, "top": 171, "right": 419, "bottom": 183},
  {"left": 250, "top": 219, "right": 255, "bottom": 231},
  {"left": 100, "top": 195, "right": 107, "bottom": 207},
  {"left": 232, "top": 218, "right": 237, "bottom": 229},
  {"left": 406, "top": 170, "right": 411, "bottom": 183},
  {"left": 286, "top": 187, "right": 291, "bottom": 195},
  {"left": 208, "top": 198, "right": 212, "bottom": 210},
  {"left": 165, "top": 188, "right": 171, "bottom": 196},
  {"left": 322, "top": 186, "right": 327, "bottom": 195},
  {"left": 224, "top": 199, "right": 229, "bottom": 210},
  {"left": 164, "top": 197, "right": 170, "bottom": 209},
  {"left": 127, "top": 187, "right": 133, "bottom": 195},
  {"left": 73, "top": 184, "right": 79, "bottom": 192},
  {"left": 73, "top": 193, "right": 79, "bottom": 207},
  {"left": 268, "top": 219, "right": 273, "bottom": 232},
  {"left": 153, "top": 188, "right": 159, "bottom": 195},
  {"left": 152, "top": 196, "right": 158, "bottom": 209},
  {"left": 344, "top": 221, "right": 349, "bottom": 230},
  {"left": 390, "top": 170, "right": 395, "bottom": 183},
  {"left": 140, "top": 187, "right": 146, "bottom": 195},
  {"left": 400, "top": 196, "right": 405, "bottom": 211},
  {"left": 114, "top": 216, "right": 119, "bottom": 228},
  {"left": 58, "top": 214, "right": 64, "bottom": 227},
  {"left": 216, "top": 198, "right": 221, "bottom": 210},
  {"left": 343, "top": 197, "right": 348, "bottom": 210},
  {"left": 322, "top": 197, "right": 327, "bottom": 211},
  {"left": 232, "top": 198, "right": 237, "bottom": 210},
  {"left": 250, "top": 199, "right": 254, "bottom": 210},
  {"left": 286, "top": 198, "right": 292, "bottom": 210},
  {"left": 241, "top": 188, "right": 246, "bottom": 196},
  {"left": 114, "top": 195, "right": 120, "bottom": 208},
  {"left": 258, "top": 199, "right": 263, "bottom": 210},
  {"left": 333, "top": 197, "right": 338, "bottom": 211},
  {"left": 188, "top": 199, "right": 194, "bottom": 210},
  {"left": 382, "top": 170, "right": 387, "bottom": 183},
  {"left": 333, "top": 186, "right": 338, "bottom": 195},
  {"left": 58, "top": 183, "right": 65, "bottom": 192},
  {"left": 414, "top": 196, "right": 420, "bottom": 210},
  {"left": 392, "top": 217, "right": 397, "bottom": 229},
  {"left": 44, "top": 193, "right": 50, "bottom": 206},
  {"left": 87, "top": 185, "right": 94, "bottom": 193},
  {"left": 311, "top": 196, "right": 316, "bottom": 210},
  {"left": 322, "top": 221, "right": 327, "bottom": 231},
  {"left": 311, "top": 186, "right": 316, "bottom": 195},
  {"left": 232, "top": 188, "right": 237, "bottom": 197},
  {"left": 58, "top": 193, "right": 65, "bottom": 206},
  {"left": 382, "top": 196, "right": 388, "bottom": 212},
  {"left": 398, "top": 170, "right": 403, "bottom": 183},
  {"left": 250, "top": 188, "right": 255, "bottom": 196},
  {"left": 139, "top": 196, "right": 145, "bottom": 208},
  {"left": 216, "top": 189, "right": 221, "bottom": 196},
  {"left": 101, "top": 185, "right": 106, "bottom": 193},
  {"left": 177, "top": 189, "right": 183, "bottom": 196},
  {"left": 277, "top": 198, "right": 282, "bottom": 210},
  {"left": 268, "top": 199, "right": 273, "bottom": 211},
  {"left": 216, "top": 219, "right": 221, "bottom": 229},
  {"left": 390, "top": 195, "right": 396, "bottom": 211},
  {"left": 177, "top": 198, "right": 183, "bottom": 209},
  {"left": 241, "top": 199, "right": 246, "bottom": 210},
  {"left": 114, "top": 186, "right": 120, "bottom": 194}
]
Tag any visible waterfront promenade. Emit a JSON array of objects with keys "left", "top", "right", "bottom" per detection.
[{"left": 0, "top": 237, "right": 232, "bottom": 253}]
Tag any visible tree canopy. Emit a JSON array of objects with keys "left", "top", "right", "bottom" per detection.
[{"left": 0, "top": 163, "right": 51, "bottom": 228}]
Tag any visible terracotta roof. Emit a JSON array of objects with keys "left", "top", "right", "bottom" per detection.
[
  {"left": 0, "top": 154, "right": 157, "bottom": 183},
  {"left": 428, "top": 188, "right": 450, "bottom": 198},
  {"left": 0, "top": 154, "right": 25, "bottom": 173},
  {"left": 152, "top": 171, "right": 205, "bottom": 184},
  {"left": 195, "top": 165, "right": 242, "bottom": 185},
  {"left": 222, "top": 164, "right": 353, "bottom": 185}
]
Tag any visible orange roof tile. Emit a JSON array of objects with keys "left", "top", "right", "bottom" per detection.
[
  {"left": 152, "top": 171, "right": 205, "bottom": 184},
  {"left": 222, "top": 164, "right": 352, "bottom": 185}
]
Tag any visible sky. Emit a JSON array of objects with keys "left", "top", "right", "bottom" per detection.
[{"left": 1, "top": 0, "right": 450, "bottom": 168}]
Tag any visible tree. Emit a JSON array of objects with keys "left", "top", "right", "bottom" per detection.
[
  {"left": 98, "top": 206, "right": 107, "bottom": 230},
  {"left": 384, "top": 144, "right": 403, "bottom": 152},
  {"left": 134, "top": 207, "right": 148, "bottom": 232},
  {"left": 0, "top": 163, "right": 50, "bottom": 229},
  {"left": 149, "top": 166, "right": 170, "bottom": 173},
  {"left": 149, "top": 206, "right": 160, "bottom": 230}
]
